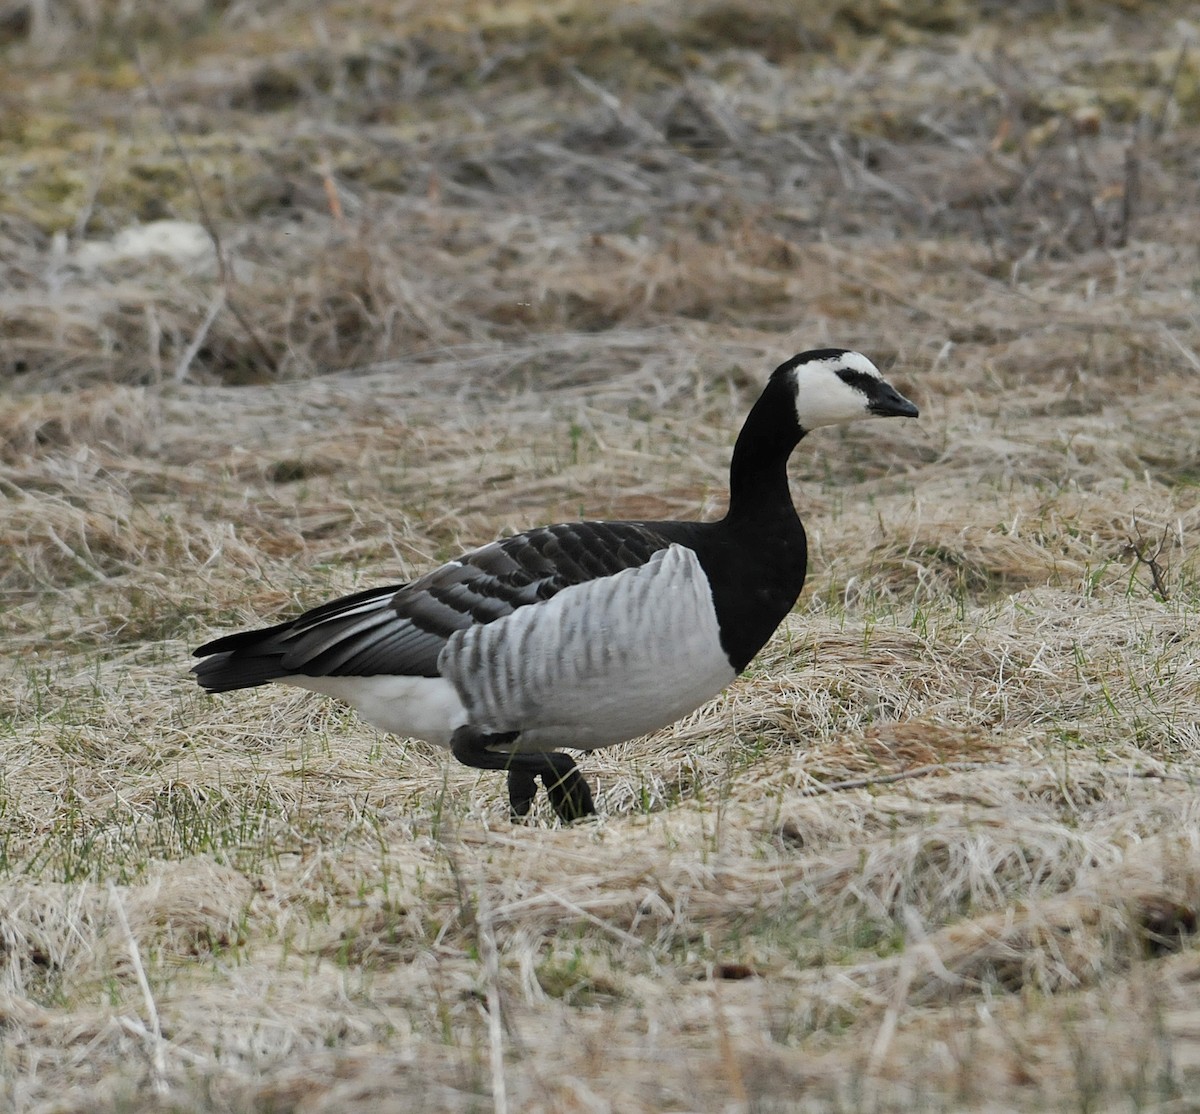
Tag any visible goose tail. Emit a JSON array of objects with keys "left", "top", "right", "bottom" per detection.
[{"left": 192, "top": 625, "right": 290, "bottom": 693}]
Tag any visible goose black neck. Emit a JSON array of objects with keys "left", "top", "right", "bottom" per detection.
[{"left": 725, "top": 377, "right": 804, "bottom": 523}]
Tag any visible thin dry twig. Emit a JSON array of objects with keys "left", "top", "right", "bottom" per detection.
[
  {"left": 133, "top": 47, "right": 278, "bottom": 377},
  {"left": 71, "top": 137, "right": 108, "bottom": 243},
  {"left": 803, "top": 762, "right": 1004, "bottom": 796},
  {"left": 1151, "top": 44, "right": 1189, "bottom": 138},
  {"left": 531, "top": 889, "right": 649, "bottom": 950},
  {"left": 174, "top": 288, "right": 227, "bottom": 382},
  {"left": 569, "top": 66, "right": 665, "bottom": 145},
  {"left": 709, "top": 978, "right": 749, "bottom": 1111},
  {"left": 319, "top": 154, "right": 345, "bottom": 225},
  {"left": 867, "top": 926, "right": 916, "bottom": 1074},
  {"left": 107, "top": 882, "right": 168, "bottom": 1097},
  {"left": 1126, "top": 521, "right": 1171, "bottom": 602},
  {"left": 1072, "top": 144, "right": 1106, "bottom": 248},
  {"left": 475, "top": 880, "right": 509, "bottom": 1114},
  {"left": 1115, "top": 143, "right": 1140, "bottom": 249}
]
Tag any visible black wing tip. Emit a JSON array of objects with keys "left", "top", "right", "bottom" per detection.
[
  {"left": 191, "top": 650, "right": 232, "bottom": 691},
  {"left": 191, "top": 648, "right": 286, "bottom": 692},
  {"left": 192, "top": 584, "right": 407, "bottom": 660},
  {"left": 192, "top": 628, "right": 261, "bottom": 658}
]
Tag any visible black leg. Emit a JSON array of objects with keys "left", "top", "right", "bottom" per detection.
[
  {"left": 540, "top": 752, "right": 595, "bottom": 821},
  {"left": 451, "top": 727, "right": 596, "bottom": 823},
  {"left": 507, "top": 769, "right": 539, "bottom": 820}
]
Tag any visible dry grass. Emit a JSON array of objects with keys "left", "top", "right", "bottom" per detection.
[{"left": 3, "top": 1, "right": 1200, "bottom": 1111}]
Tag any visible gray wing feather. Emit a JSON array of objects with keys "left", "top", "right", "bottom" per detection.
[{"left": 193, "top": 521, "right": 673, "bottom": 689}]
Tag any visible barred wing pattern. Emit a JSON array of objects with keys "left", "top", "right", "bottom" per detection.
[
  {"left": 442, "top": 544, "right": 737, "bottom": 752},
  {"left": 192, "top": 521, "right": 673, "bottom": 691}
]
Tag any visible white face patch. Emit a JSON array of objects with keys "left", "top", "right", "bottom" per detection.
[{"left": 790, "top": 352, "right": 882, "bottom": 430}]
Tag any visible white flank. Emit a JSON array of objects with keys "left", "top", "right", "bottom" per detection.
[
  {"left": 440, "top": 544, "right": 737, "bottom": 753},
  {"left": 284, "top": 674, "right": 468, "bottom": 747}
]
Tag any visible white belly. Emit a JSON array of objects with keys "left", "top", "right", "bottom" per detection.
[{"left": 284, "top": 674, "right": 467, "bottom": 747}]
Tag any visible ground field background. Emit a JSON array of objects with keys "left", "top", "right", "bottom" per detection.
[{"left": 3, "top": 1, "right": 1200, "bottom": 1110}]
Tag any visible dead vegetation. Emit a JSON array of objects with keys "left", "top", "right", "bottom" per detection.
[{"left": 2, "top": 1, "right": 1200, "bottom": 1111}]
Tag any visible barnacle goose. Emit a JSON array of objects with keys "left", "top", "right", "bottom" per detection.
[{"left": 193, "top": 349, "right": 918, "bottom": 822}]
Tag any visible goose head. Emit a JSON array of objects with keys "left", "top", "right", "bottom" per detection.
[{"left": 779, "top": 348, "right": 918, "bottom": 432}]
